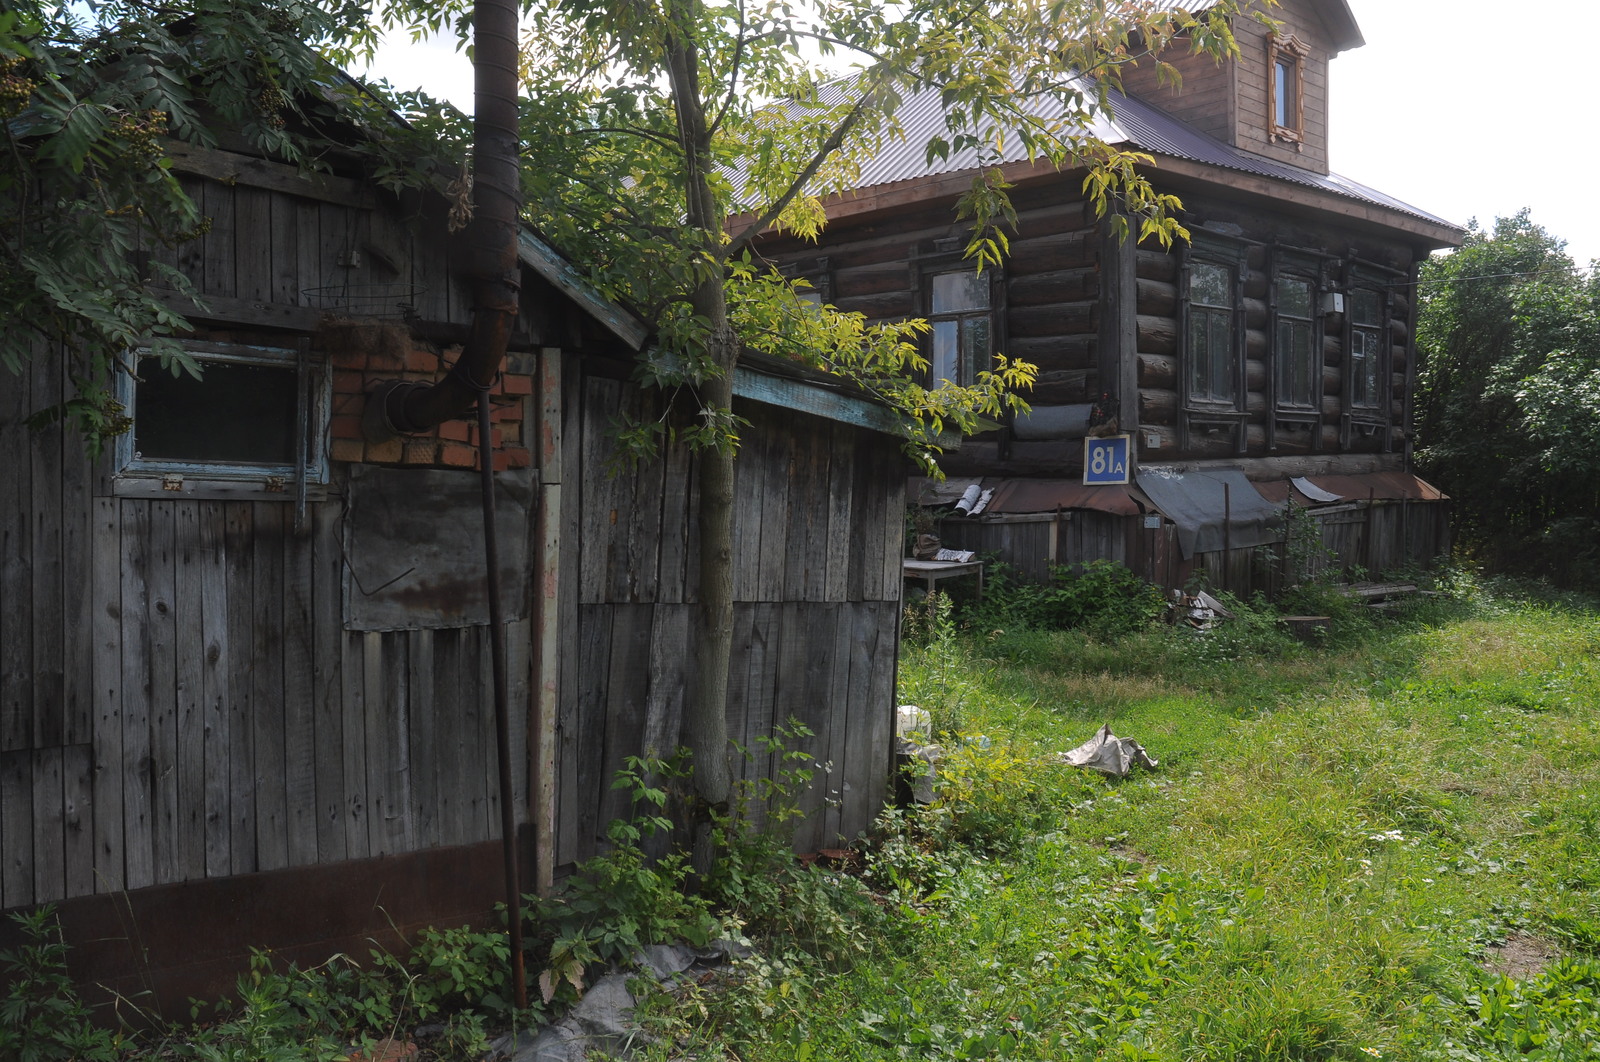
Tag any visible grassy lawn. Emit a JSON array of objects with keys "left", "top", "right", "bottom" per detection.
[{"left": 644, "top": 582, "right": 1600, "bottom": 1061}]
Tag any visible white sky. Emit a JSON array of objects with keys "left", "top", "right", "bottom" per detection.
[{"left": 363, "top": 0, "right": 1600, "bottom": 268}]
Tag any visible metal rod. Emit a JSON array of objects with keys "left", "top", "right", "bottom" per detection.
[
  {"left": 478, "top": 387, "right": 527, "bottom": 1010},
  {"left": 293, "top": 338, "right": 309, "bottom": 536}
]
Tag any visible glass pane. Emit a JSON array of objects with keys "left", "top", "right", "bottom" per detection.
[
  {"left": 136, "top": 359, "right": 298, "bottom": 465},
  {"left": 961, "top": 316, "right": 991, "bottom": 383},
  {"left": 1191, "top": 261, "right": 1231, "bottom": 308},
  {"left": 1351, "top": 329, "right": 1380, "bottom": 407},
  {"left": 1277, "top": 276, "right": 1312, "bottom": 318},
  {"left": 1351, "top": 288, "right": 1381, "bottom": 326},
  {"left": 1209, "top": 313, "right": 1233, "bottom": 400},
  {"left": 1275, "top": 60, "right": 1293, "bottom": 127},
  {"left": 1277, "top": 319, "right": 1315, "bottom": 407},
  {"left": 931, "top": 320, "right": 959, "bottom": 385},
  {"left": 1190, "top": 307, "right": 1234, "bottom": 404},
  {"left": 931, "top": 270, "right": 987, "bottom": 314}
]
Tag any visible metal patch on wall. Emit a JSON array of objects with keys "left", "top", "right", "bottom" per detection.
[{"left": 344, "top": 464, "right": 535, "bottom": 631}]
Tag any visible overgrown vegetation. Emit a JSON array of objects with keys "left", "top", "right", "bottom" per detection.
[
  {"left": 1415, "top": 209, "right": 1600, "bottom": 586},
  {"left": 12, "top": 577, "right": 1600, "bottom": 1061},
  {"left": 626, "top": 576, "right": 1600, "bottom": 1061}
]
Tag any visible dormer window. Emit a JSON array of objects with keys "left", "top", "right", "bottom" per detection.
[{"left": 1268, "top": 33, "right": 1310, "bottom": 145}]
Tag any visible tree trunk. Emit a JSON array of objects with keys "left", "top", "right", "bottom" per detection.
[{"left": 664, "top": 26, "right": 735, "bottom": 866}]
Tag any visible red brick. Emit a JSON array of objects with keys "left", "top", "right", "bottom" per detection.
[
  {"left": 405, "top": 347, "right": 439, "bottom": 373},
  {"left": 332, "top": 369, "right": 367, "bottom": 395},
  {"left": 332, "top": 393, "right": 364, "bottom": 416},
  {"left": 328, "top": 349, "right": 367, "bottom": 371},
  {"left": 437, "top": 420, "right": 471, "bottom": 443},
  {"left": 501, "top": 447, "right": 532, "bottom": 470},
  {"left": 366, "top": 437, "right": 403, "bottom": 464},
  {"left": 490, "top": 400, "right": 520, "bottom": 422},
  {"left": 440, "top": 442, "right": 476, "bottom": 468},
  {"left": 329, "top": 439, "right": 365, "bottom": 464},
  {"left": 329, "top": 414, "right": 364, "bottom": 441},
  {"left": 500, "top": 373, "right": 534, "bottom": 396}
]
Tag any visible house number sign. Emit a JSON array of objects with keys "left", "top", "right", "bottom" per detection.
[{"left": 1083, "top": 435, "right": 1131, "bottom": 486}]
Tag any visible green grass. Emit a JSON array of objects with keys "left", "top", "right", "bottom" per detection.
[{"left": 643, "top": 583, "right": 1600, "bottom": 1061}]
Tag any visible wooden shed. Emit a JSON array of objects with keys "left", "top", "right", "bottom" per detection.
[{"left": 0, "top": 140, "right": 906, "bottom": 1014}]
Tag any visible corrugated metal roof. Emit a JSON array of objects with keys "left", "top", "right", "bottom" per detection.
[
  {"left": 1147, "top": 1, "right": 1364, "bottom": 53},
  {"left": 768, "top": 74, "right": 1453, "bottom": 231}
]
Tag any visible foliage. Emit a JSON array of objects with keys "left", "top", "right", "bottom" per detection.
[
  {"left": 965, "top": 559, "right": 1166, "bottom": 637},
  {"left": 1415, "top": 210, "right": 1600, "bottom": 583},
  {"left": 362, "top": 0, "right": 1266, "bottom": 469},
  {"left": 0, "top": 907, "right": 121, "bottom": 1062},
  {"left": 527, "top": 755, "right": 720, "bottom": 1003},
  {"left": 0, "top": 0, "right": 387, "bottom": 450}
]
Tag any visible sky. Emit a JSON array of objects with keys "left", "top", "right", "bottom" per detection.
[{"left": 363, "top": 0, "right": 1600, "bottom": 269}]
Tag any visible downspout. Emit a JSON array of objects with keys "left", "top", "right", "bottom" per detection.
[{"left": 360, "top": 0, "right": 528, "bottom": 1010}]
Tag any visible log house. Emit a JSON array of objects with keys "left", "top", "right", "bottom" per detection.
[{"left": 751, "top": 0, "right": 1461, "bottom": 593}]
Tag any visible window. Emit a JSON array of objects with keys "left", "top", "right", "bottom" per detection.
[
  {"left": 1187, "top": 260, "right": 1237, "bottom": 406},
  {"left": 1179, "top": 238, "right": 1248, "bottom": 453},
  {"left": 116, "top": 340, "right": 329, "bottom": 495},
  {"left": 926, "top": 267, "right": 992, "bottom": 387},
  {"left": 1267, "top": 34, "right": 1309, "bottom": 143},
  {"left": 1274, "top": 275, "right": 1318, "bottom": 411},
  {"left": 1348, "top": 287, "right": 1385, "bottom": 411}
]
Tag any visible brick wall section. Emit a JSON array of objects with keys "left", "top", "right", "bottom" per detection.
[{"left": 325, "top": 341, "right": 534, "bottom": 472}]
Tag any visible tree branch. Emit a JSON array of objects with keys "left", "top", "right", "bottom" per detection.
[{"left": 722, "top": 79, "right": 877, "bottom": 260}]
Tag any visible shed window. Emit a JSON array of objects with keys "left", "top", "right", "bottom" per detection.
[
  {"left": 927, "top": 267, "right": 992, "bottom": 387},
  {"left": 116, "top": 341, "right": 329, "bottom": 492},
  {"left": 1187, "top": 260, "right": 1237, "bottom": 407},
  {"left": 1274, "top": 276, "right": 1318, "bottom": 411},
  {"left": 1349, "top": 288, "right": 1385, "bottom": 410}
]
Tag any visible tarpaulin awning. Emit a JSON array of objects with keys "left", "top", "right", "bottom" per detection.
[{"left": 1136, "top": 467, "right": 1284, "bottom": 559}]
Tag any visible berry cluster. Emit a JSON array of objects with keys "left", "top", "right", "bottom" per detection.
[{"left": 0, "top": 57, "right": 36, "bottom": 118}]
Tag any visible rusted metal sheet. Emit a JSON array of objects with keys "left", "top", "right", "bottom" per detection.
[
  {"left": 985, "top": 478, "right": 1146, "bottom": 516},
  {"left": 911, "top": 476, "right": 1146, "bottom": 516},
  {"left": 344, "top": 465, "right": 534, "bottom": 631},
  {"left": 1255, "top": 471, "right": 1447, "bottom": 506}
]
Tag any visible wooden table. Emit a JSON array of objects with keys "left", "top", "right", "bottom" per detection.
[{"left": 903, "top": 558, "right": 985, "bottom": 600}]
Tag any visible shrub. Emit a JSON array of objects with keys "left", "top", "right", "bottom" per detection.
[
  {"left": 0, "top": 908, "right": 120, "bottom": 1062},
  {"left": 967, "top": 559, "right": 1165, "bottom": 636}
]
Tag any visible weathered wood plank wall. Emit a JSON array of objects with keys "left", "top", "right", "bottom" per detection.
[
  {"left": 0, "top": 347, "right": 531, "bottom": 913},
  {"left": 557, "top": 371, "right": 904, "bottom": 866}
]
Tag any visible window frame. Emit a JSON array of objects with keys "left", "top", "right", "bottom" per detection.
[
  {"left": 1178, "top": 235, "right": 1249, "bottom": 453},
  {"left": 911, "top": 244, "right": 1001, "bottom": 390},
  {"left": 1267, "top": 33, "right": 1310, "bottom": 146},
  {"left": 1267, "top": 249, "right": 1326, "bottom": 449},
  {"left": 114, "top": 339, "right": 331, "bottom": 499},
  {"left": 1341, "top": 264, "right": 1397, "bottom": 448}
]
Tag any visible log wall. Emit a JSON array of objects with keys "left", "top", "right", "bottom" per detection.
[{"left": 1133, "top": 194, "right": 1419, "bottom": 466}]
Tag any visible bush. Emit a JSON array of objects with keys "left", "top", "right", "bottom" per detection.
[
  {"left": 967, "top": 559, "right": 1165, "bottom": 637},
  {"left": 0, "top": 908, "right": 120, "bottom": 1062}
]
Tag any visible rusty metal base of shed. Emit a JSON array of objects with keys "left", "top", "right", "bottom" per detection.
[{"left": 0, "top": 831, "right": 535, "bottom": 1025}]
